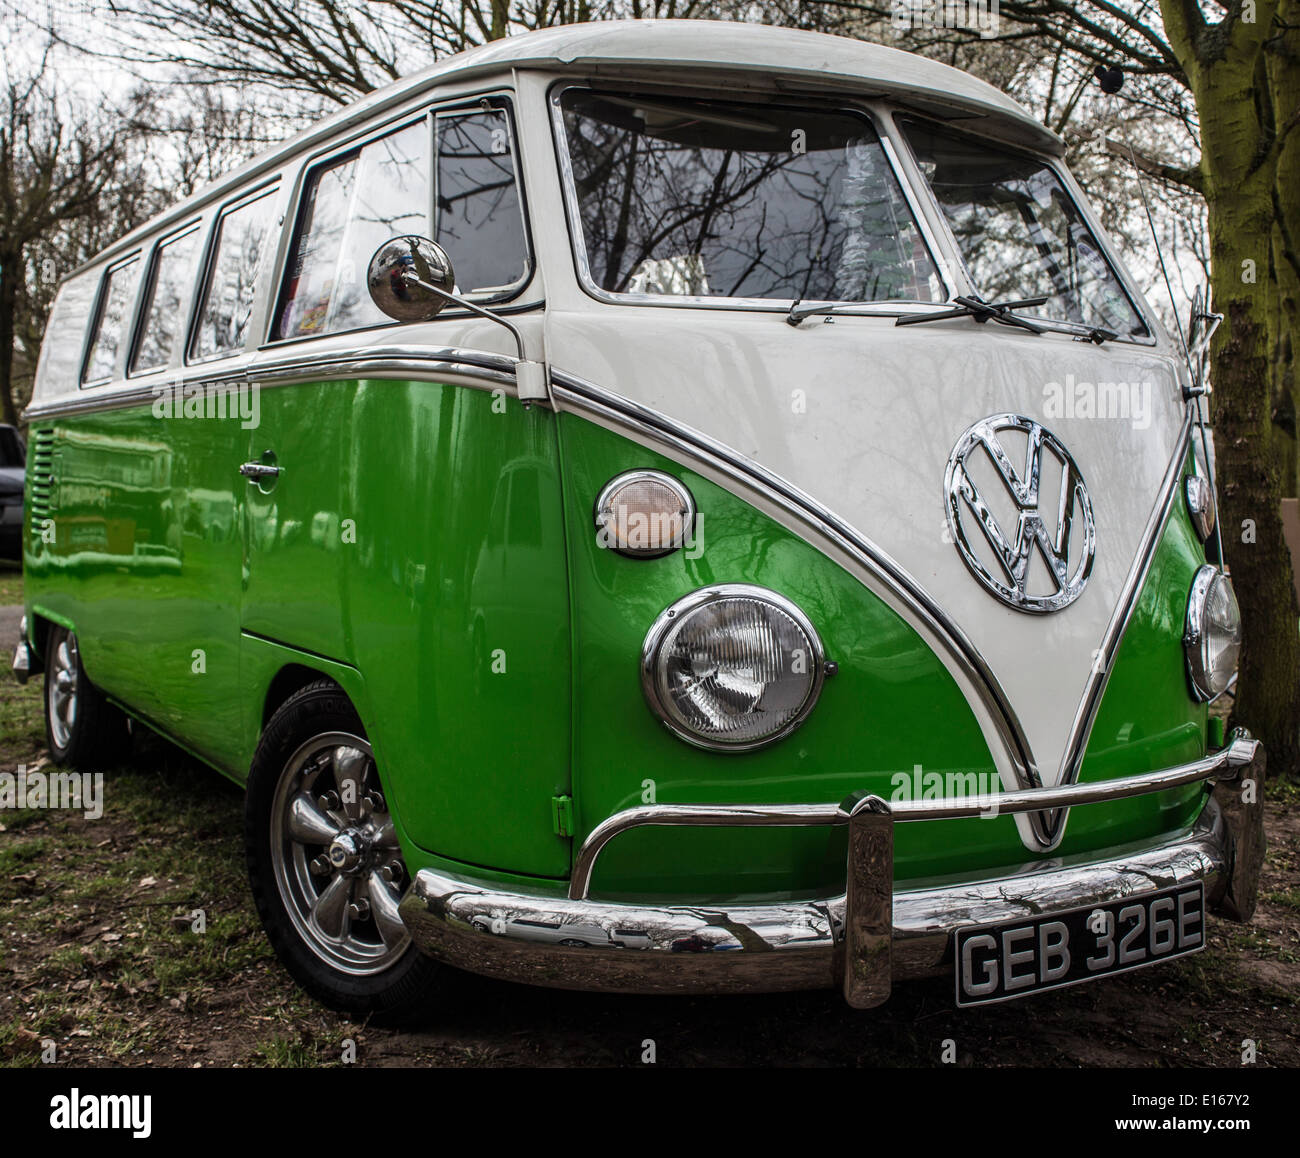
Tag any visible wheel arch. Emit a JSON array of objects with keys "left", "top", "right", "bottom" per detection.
[{"left": 262, "top": 663, "right": 343, "bottom": 730}]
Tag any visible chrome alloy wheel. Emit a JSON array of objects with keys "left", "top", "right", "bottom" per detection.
[
  {"left": 47, "top": 632, "right": 81, "bottom": 751},
  {"left": 269, "top": 732, "right": 411, "bottom": 975}
]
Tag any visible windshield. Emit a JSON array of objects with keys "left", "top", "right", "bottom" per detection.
[
  {"left": 901, "top": 119, "right": 1148, "bottom": 337},
  {"left": 556, "top": 90, "right": 942, "bottom": 304}
]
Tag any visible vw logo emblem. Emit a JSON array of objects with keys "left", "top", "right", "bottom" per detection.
[{"left": 944, "top": 414, "right": 1096, "bottom": 614}]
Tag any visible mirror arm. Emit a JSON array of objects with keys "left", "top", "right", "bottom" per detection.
[{"left": 401, "top": 271, "right": 550, "bottom": 407}]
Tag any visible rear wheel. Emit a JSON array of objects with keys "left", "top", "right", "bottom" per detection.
[
  {"left": 44, "top": 625, "right": 131, "bottom": 770},
  {"left": 245, "top": 680, "right": 443, "bottom": 1020}
]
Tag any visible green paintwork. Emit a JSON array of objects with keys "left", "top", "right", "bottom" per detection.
[
  {"left": 325, "top": 380, "right": 571, "bottom": 877},
  {"left": 25, "top": 408, "right": 246, "bottom": 772},
  {"left": 26, "top": 380, "right": 573, "bottom": 879},
  {"left": 23, "top": 381, "right": 1210, "bottom": 904},
  {"left": 552, "top": 414, "right": 1210, "bottom": 900}
]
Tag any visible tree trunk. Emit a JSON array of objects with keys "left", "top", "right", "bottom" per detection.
[
  {"left": 0, "top": 250, "right": 19, "bottom": 427},
  {"left": 1267, "top": 0, "right": 1300, "bottom": 496},
  {"left": 1199, "top": 53, "right": 1300, "bottom": 778}
]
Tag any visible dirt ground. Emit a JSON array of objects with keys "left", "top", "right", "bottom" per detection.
[{"left": 2, "top": 576, "right": 1297, "bottom": 1067}]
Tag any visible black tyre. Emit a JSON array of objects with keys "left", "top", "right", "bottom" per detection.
[
  {"left": 43, "top": 625, "right": 132, "bottom": 770},
  {"left": 244, "top": 679, "right": 442, "bottom": 1021}
]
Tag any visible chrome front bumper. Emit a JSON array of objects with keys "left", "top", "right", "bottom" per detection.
[{"left": 398, "top": 731, "right": 1263, "bottom": 1007}]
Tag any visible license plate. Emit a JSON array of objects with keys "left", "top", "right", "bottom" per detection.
[{"left": 954, "top": 882, "right": 1205, "bottom": 1007}]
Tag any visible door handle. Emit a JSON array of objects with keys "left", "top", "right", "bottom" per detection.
[{"left": 239, "top": 462, "right": 280, "bottom": 481}]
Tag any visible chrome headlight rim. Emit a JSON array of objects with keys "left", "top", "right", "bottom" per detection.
[
  {"left": 1184, "top": 564, "right": 1241, "bottom": 702},
  {"left": 1184, "top": 474, "right": 1216, "bottom": 542},
  {"left": 641, "top": 584, "right": 827, "bottom": 753},
  {"left": 594, "top": 469, "right": 696, "bottom": 558}
]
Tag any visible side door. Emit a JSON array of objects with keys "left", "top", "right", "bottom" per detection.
[
  {"left": 148, "top": 188, "right": 280, "bottom": 771},
  {"left": 246, "top": 99, "right": 572, "bottom": 878}
]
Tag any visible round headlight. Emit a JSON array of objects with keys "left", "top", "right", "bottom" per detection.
[
  {"left": 641, "top": 585, "right": 826, "bottom": 751},
  {"left": 1185, "top": 475, "right": 1216, "bottom": 542},
  {"left": 595, "top": 470, "right": 695, "bottom": 557},
  {"left": 1184, "top": 565, "right": 1241, "bottom": 701}
]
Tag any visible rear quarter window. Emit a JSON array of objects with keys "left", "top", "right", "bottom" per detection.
[{"left": 31, "top": 271, "right": 99, "bottom": 406}]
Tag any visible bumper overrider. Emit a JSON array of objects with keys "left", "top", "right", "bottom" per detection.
[{"left": 399, "top": 731, "right": 1264, "bottom": 1007}]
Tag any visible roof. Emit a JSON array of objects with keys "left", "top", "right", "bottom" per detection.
[{"left": 80, "top": 20, "right": 1059, "bottom": 272}]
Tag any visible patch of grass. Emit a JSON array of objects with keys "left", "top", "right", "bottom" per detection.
[
  {"left": 1267, "top": 778, "right": 1300, "bottom": 807},
  {"left": 0, "top": 837, "right": 49, "bottom": 874},
  {"left": 0, "top": 565, "right": 22, "bottom": 605},
  {"left": 1263, "top": 887, "right": 1300, "bottom": 913},
  {"left": 254, "top": 1033, "right": 329, "bottom": 1068},
  {"left": 1226, "top": 924, "right": 1300, "bottom": 965},
  {"left": 0, "top": 674, "right": 44, "bottom": 763}
]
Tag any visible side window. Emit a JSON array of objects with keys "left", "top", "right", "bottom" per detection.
[
  {"left": 435, "top": 108, "right": 528, "bottom": 293},
  {"left": 132, "top": 226, "right": 201, "bottom": 373},
  {"left": 277, "top": 119, "right": 429, "bottom": 340},
  {"left": 82, "top": 258, "right": 141, "bottom": 384},
  {"left": 191, "top": 189, "right": 278, "bottom": 361},
  {"left": 33, "top": 271, "right": 98, "bottom": 404}
]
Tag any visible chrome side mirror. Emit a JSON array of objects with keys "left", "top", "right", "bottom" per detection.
[
  {"left": 365, "top": 234, "right": 551, "bottom": 408},
  {"left": 367, "top": 235, "right": 456, "bottom": 323}
]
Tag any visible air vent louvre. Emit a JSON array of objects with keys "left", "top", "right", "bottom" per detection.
[{"left": 28, "top": 428, "right": 56, "bottom": 523}]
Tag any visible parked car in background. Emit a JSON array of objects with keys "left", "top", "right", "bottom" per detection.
[{"left": 0, "top": 424, "right": 25, "bottom": 561}]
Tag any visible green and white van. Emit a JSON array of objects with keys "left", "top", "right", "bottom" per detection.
[{"left": 14, "top": 21, "right": 1262, "bottom": 1015}]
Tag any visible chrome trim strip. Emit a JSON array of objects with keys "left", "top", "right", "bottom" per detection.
[
  {"left": 547, "top": 366, "right": 1053, "bottom": 847},
  {"left": 1046, "top": 405, "right": 1196, "bottom": 845},
  {"left": 23, "top": 345, "right": 525, "bottom": 421},
  {"left": 397, "top": 794, "right": 1231, "bottom": 998},
  {"left": 565, "top": 729, "right": 1255, "bottom": 899}
]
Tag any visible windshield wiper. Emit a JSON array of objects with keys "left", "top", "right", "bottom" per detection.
[
  {"left": 786, "top": 294, "right": 1119, "bottom": 344},
  {"left": 785, "top": 300, "right": 865, "bottom": 326},
  {"left": 894, "top": 295, "right": 1049, "bottom": 334}
]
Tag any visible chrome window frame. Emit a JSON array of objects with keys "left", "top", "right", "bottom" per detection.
[
  {"left": 432, "top": 101, "right": 536, "bottom": 300},
  {"left": 547, "top": 81, "right": 958, "bottom": 314},
  {"left": 79, "top": 251, "right": 144, "bottom": 389},
  {"left": 265, "top": 91, "right": 536, "bottom": 349},
  {"left": 186, "top": 180, "right": 283, "bottom": 366},
  {"left": 886, "top": 111, "right": 1159, "bottom": 347},
  {"left": 127, "top": 218, "right": 206, "bottom": 378}
]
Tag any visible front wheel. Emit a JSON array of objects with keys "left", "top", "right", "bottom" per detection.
[{"left": 244, "top": 680, "right": 443, "bottom": 1020}]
